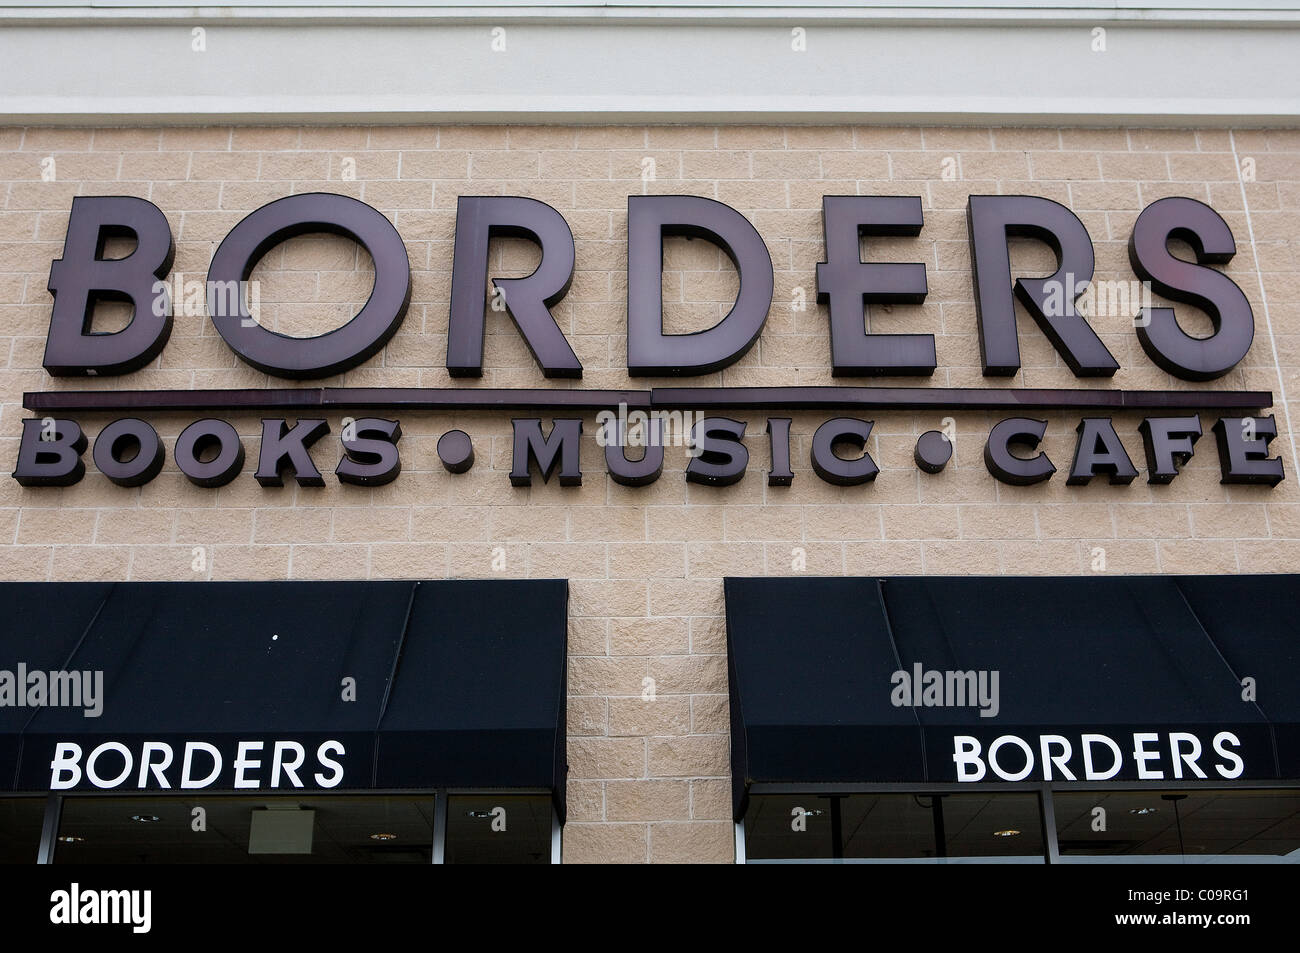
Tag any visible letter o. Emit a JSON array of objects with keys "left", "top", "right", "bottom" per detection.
[
  {"left": 175, "top": 418, "right": 245, "bottom": 487},
  {"left": 207, "top": 193, "right": 411, "bottom": 379},
  {"left": 86, "top": 741, "right": 133, "bottom": 789},
  {"left": 988, "top": 734, "right": 1035, "bottom": 781},
  {"left": 92, "top": 418, "right": 165, "bottom": 487}
]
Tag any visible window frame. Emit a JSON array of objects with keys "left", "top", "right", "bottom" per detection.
[
  {"left": 735, "top": 779, "right": 1300, "bottom": 864},
  {"left": 20, "top": 788, "right": 561, "bottom": 865}
]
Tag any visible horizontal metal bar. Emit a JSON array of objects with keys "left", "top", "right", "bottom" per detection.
[
  {"left": 324, "top": 388, "right": 652, "bottom": 410},
  {"left": 747, "top": 779, "right": 1300, "bottom": 794},
  {"left": 25, "top": 389, "right": 329, "bottom": 413},
  {"left": 23, "top": 385, "right": 1275, "bottom": 414},
  {"left": 652, "top": 386, "right": 1275, "bottom": 411},
  {"left": 23, "top": 387, "right": 653, "bottom": 413}
]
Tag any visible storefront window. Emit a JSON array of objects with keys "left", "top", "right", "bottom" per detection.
[
  {"left": 1054, "top": 789, "right": 1300, "bottom": 863},
  {"left": 47, "top": 792, "right": 559, "bottom": 864},
  {"left": 0, "top": 798, "right": 46, "bottom": 863},
  {"left": 444, "top": 794, "right": 553, "bottom": 864},
  {"left": 54, "top": 795, "right": 435, "bottom": 864},
  {"left": 744, "top": 792, "right": 1046, "bottom": 863}
]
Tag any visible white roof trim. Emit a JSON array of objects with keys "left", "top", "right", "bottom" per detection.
[{"left": 2, "top": 9, "right": 1299, "bottom": 125}]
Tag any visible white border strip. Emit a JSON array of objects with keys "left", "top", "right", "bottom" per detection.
[
  {"left": 2, "top": 11, "right": 1299, "bottom": 125},
  {"left": 6, "top": 4, "right": 1300, "bottom": 27}
]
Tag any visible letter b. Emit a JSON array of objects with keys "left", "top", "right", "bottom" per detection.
[
  {"left": 50, "top": 742, "right": 83, "bottom": 789},
  {"left": 45, "top": 196, "right": 176, "bottom": 376},
  {"left": 952, "top": 735, "right": 987, "bottom": 781},
  {"left": 13, "top": 418, "right": 87, "bottom": 487}
]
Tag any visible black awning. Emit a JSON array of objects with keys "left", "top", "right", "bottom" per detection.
[
  {"left": 375, "top": 579, "right": 569, "bottom": 799},
  {"left": 0, "top": 583, "right": 117, "bottom": 802},
  {"left": 1176, "top": 577, "right": 1300, "bottom": 791},
  {"left": 725, "top": 575, "right": 1295, "bottom": 820},
  {"left": 725, "top": 577, "right": 926, "bottom": 799},
  {"left": 0, "top": 579, "right": 568, "bottom": 817}
]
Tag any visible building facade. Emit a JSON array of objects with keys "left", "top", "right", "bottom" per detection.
[{"left": 1, "top": 2, "right": 1299, "bottom": 864}]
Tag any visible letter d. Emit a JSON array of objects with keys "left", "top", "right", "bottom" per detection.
[
  {"left": 181, "top": 742, "right": 222, "bottom": 788},
  {"left": 627, "top": 195, "right": 772, "bottom": 375}
]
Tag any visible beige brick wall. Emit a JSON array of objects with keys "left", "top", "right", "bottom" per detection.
[{"left": 1, "top": 124, "right": 1298, "bottom": 862}]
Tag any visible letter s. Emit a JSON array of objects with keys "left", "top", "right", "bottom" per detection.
[
  {"left": 1128, "top": 197, "right": 1253, "bottom": 381},
  {"left": 314, "top": 740, "right": 345, "bottom": 788},
  {"left": 1212, "top": 731, "right": 1244, "bottom": 779}
]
